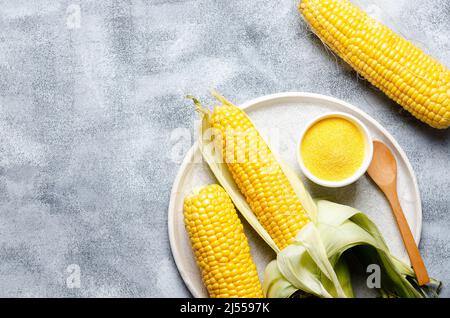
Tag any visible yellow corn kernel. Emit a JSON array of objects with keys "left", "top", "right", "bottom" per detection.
[
  {"left": 209, "top": 100, "right": 310, "bottom": 250},
  {"left": 300, "top": 0, "right": 450, "bottom": 129},
  {"left": 184, "top": 184, "right": 263, "bottom": 298}
]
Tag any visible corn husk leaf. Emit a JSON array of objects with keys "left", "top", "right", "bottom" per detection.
[
  {"left": 265, "top": 199, "right": 441, "bottom": 298},
  {"left": 274, "top": 222, "right": 347, "bottom": 297}
]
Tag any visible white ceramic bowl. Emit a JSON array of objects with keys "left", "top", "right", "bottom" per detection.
[{"left": 297, "top": 112, "right": 373, "bottom": 188}]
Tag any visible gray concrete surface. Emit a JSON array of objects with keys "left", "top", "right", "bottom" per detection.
[{"left": 0, "top": 0, "right": 449, "bottom": 297}]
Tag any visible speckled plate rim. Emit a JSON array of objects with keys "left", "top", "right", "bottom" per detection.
[{"left": 168, "top": 92, "right": 422, "bottom": 298}]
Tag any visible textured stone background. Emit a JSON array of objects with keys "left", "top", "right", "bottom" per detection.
[{"left": 0, "top": 0, "right": 449, "bottom": 297}]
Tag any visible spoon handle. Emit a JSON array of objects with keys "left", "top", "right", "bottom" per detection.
[{"left": 386, "top": 190, "right": 430, "bottom": 286}]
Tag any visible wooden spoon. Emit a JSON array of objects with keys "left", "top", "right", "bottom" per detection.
[{"left": 367, "top": 140, "right": 430, "bottom": 286}]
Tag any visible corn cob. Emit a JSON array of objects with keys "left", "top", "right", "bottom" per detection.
[
  {"left": 204, "top": 95, "right": 310, "bottom": 250},
  {"left": 300, "top": 0, "right": 450, "bottom": 129},
  {"left": 184, "top": 184, "right": 263, "bottom": 298}
]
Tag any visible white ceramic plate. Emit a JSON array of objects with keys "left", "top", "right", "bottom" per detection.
[{"left": 168, "top": 92, "right": 422, "bottom": 298}]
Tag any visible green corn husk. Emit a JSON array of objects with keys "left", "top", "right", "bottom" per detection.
[{"left": 264, "top": 199, "right": 441, "bottom": 298}]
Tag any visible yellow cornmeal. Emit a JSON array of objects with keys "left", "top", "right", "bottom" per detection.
[{"left": 301, "top": 117, "right": 365, "bottom": 181}]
